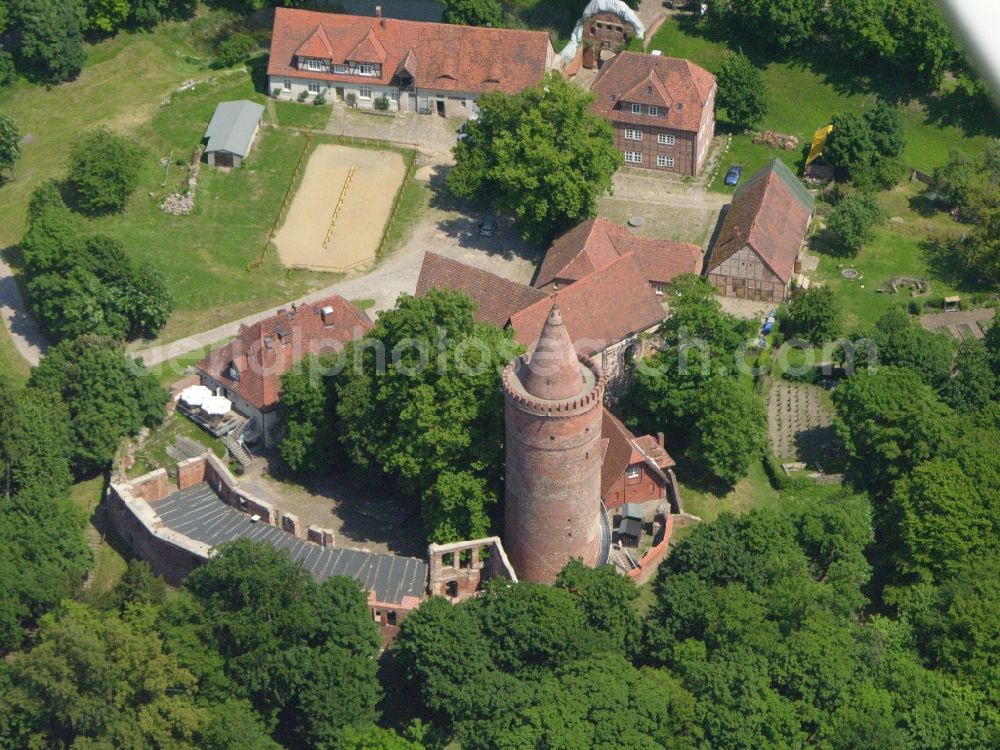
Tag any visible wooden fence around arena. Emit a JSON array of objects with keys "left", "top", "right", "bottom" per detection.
[
  {"left": 247, "top": 130, "right": 313, "bottom": 272},
  {"left": 283, "top": 140, "right": 419, "bottom": 276}
]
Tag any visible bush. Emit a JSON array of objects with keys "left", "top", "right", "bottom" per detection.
[
  {"left": 374, "top": 96, "right": 390, "bottom": 111},
  {"left": 346, "top": 92, "right": 357, "bottom": 107},
  {"left": 297, "top": 90, "right": 309, "bottom": 102},
  {"left": 67, "top": 127, "right": 144, "bottom": 216},
  {"left": 215, "top": 32, "right": 256, "bottom": 68},
  {"left": 272, "top": 87, "right": 281, "bottom": 98},
  {"left": 314, "top": 94, "right": 326, "bottom": 106},
  {"left": 825, "top": 191, "right": 888, "bottom": 255}
]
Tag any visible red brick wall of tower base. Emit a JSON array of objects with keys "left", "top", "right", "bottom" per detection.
[{"left": 503, "top": 397, "right": 604, "bottom": 584}]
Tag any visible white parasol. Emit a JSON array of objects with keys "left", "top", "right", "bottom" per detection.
[
  {"left": 179, "top": 384, "right": 213, "bottom": 408},
  {"left": 201, "top": 395, "right": 232, "bottom": 417}
]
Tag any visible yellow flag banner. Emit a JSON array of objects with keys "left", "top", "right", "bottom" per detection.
[{"left": 805, "top": 124, "right": 833, "bottom": 166}]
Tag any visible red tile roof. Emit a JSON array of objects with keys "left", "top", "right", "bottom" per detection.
[
  {"left": 269, "top": 8, "right": 552, "bottom": 95},
  {"left": 590, "top": 51, "right": 715, "bottom": 132},
  {"left": 415, "top": 252, "right": 547, "bottom": 328},
  {"left": 535, "top": 218, "right": 702, "bottom": 289},
  {"left": 600, "top": 409, "right": 675, "bottom": 500},
  {"left": 511, "top": 253, "right": 666, "bottom": 354},
  {"left": 196, "top": 295, "right": 373, "bottom": 412},
  {"left": 708, "top": 159, "right": 815, "bottom": 284},
  {"left": 416, "top": 252, "right": 664, "bottom": 355}
]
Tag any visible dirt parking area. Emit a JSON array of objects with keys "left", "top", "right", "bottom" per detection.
[
  {"left": 274, "top": 144, "right": 406, "bottom": 272},
  {"left": 241, "top": 456, "right": 425, "bottom": 558}
]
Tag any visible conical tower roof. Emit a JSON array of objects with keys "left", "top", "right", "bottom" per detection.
[{"left": 521, "top": 305, "right": 582, "bottom": 401}]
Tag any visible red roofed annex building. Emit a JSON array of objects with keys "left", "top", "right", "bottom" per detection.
[
  {"left": 416, "top": 251, "right": 665, "bottom": 390},
  {"left": 590, "top": 51, "right": 716, "bottom": 175},
  {"left": 268, "top": 7, "right": 555, "bottom": 116},
  {"left": 600, "top": 410, "right": 680, "bottom": 511},
  {"left": 535, "top": 217, "right": 702, "bottom": 296},
  {"left": 706, "top": 159, "right": 815, "bottom": 302},
  {"left": 196, "top": 295, "right": 372, "bottom": 448}
]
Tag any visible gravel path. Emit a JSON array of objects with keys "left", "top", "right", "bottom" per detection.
[
  {"left": 0, "top": 253, "right": 47, "bottom": 367},
  {"left": 130, "top": 168, "right": 537, "bottom": 368}
]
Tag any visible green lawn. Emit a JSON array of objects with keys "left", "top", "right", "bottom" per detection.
[
  {"left": 0, "top": 326, "right": 30, "bottom": 384},
  {"left": 90, "top": 75, "right": 331, "bottom": 341},
  {"left": 646, "top": 17, "right": 999, "bottom": 194},
  {"left": 0, "top": 11, "right": 336, "bottom": 348},
  {"left": 129, "top": 410, "right": 227, "bottom": 479},
  {"left": 678, "top": 460, "right": 841, "bottom": 524},
  {"left": 273, "top": 99, "right": 333, "bottom": 130},
  {"left": 811, "top": 182, "right": 967, "bottom": 330},
  {"left": 70, "top": 476, "right": 128, "bottom": 598}
]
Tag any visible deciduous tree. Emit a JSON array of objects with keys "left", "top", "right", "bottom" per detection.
[
  {"left": 783, "top": 285, "right": 841, "bottom": 345},
  {"left": 67, "top": 126, "right": 144, "bottom": 215},
  {"left": 10, "top": 0, "right": 86, "bottom": 83},
  {"left": 715, "top": 52, "right": 768, "bottom": 130},
  {"left": 28, "top": 336, "right": 167, "bottom": 474},
  {"left": 0, "top": 112, "right": 20, "bottom": 178},
  {"left": 448, "top": 72, "right": 622, "bottom": 243},
  {"left": 825, "top": 191, "right": 888, "bottom": 255},
  {"left": 441, "top": 0, "right": 504, "bottom": 27}
]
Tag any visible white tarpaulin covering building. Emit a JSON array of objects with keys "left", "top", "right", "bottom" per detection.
[{"left": 560, "top": 0, "right": 646, "bottom": 60}]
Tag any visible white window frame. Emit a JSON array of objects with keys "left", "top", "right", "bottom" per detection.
[
  {"left": 359, "top": 85, "right": 373, "bottom": 99},
  {"left": 648, "top": 105, "right": 659, "bottom": 116},
  {"left": 333, "top": 64, "right": 347, "bottom": 74},
  {"left": 657, "top": 155, "right": 675, "bottom": 168},
  {"left": 654, "top": 283, "right": 665, "bottom": 296},
  {"left": 624, "top": 128, "right": 642, "bottom": 141},
  {"left": 358, "top": 63, "right": 374, "bottom": 76},
  {"left": 657, "top": 133, "right": 676, "bottom": 146},
  {"left": 305, "top": 58, "right": 323, "bottom": 72},
  {"left": 630, "top": 103, "right": 642, "bottom": 114},
  {"left": 282, "top": 79, "right": 291, "bottom": 91},
  {"left": 624, "top": 151, "right": 642, "bottom": 164},
  {"left": 390, "top": 89, "right": 400, "bottom": 101},
  {"left": 626, "top": 466, "right": 641, "bottom": 479},
  {"left": 307, "top": 82, "right": 320, "bottom": 94}
]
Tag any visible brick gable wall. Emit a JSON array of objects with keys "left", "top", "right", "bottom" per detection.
[{"left": 613, "top": 122, "right": 697, "bottom": 175}]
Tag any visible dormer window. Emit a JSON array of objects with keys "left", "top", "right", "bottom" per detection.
[
  {"left": 631, "top": 103, "right": 641, "bottom": 114},
  {"left": 648, "top": 106, "right": 659, "bottom": 116},
  {"left": 305, "top": 58, "right": 324, "bottom": 72},
  {"left": 334, "top": 64, "right": 347, "bottom": 74},
  {"left": 228, "top": 362, "right": 240, "bottom": 381},
  {"left": 359, "top": 63, "right": 374, "bottom": 76}
]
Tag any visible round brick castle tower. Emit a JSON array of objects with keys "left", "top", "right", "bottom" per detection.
[{"left": 502, "top": 304, "right": 605, "bottom": 584}]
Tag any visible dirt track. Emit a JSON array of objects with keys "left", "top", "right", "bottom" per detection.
[{"left": 274, "top": 144, "right": 406, "bottom": 271}]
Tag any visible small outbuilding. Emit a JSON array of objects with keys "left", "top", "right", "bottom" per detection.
[{"left": 203, "top": 100, "right": 265, "bottom": 168}]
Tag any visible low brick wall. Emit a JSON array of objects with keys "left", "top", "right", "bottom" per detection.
[
  {"left": 627, "top": 513, "right": 675, "bottom": 585},
  {"left": 107, "top": 469, "right": 211, "bottom": 585}
]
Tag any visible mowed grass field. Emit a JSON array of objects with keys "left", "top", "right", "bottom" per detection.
[
  {"left": 646, "top": 17, "right": 1000, "bottom": 194},
  {"left": 811, "top": 182, "right": 967, "bottom": 329},
  {"left": 0, "top": 11, "right": 334, "bottom": 354}
]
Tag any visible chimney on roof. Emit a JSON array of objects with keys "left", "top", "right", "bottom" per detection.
[
  {"left": 321, "top": 305, "right": 336, "bottom": 326},
  {"left": 375, "top": 5, "right": 381, "bottom": 17},
  {"left": 657, "top": 432, "right": 665, "bottom": 448}
]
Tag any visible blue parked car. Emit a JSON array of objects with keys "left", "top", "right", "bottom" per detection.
[{"left": 724, "top": 164, "right": 743, "bottom": 186}]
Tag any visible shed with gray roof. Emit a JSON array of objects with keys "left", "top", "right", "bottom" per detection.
[{"left": 203, "top": 99, "right": 265, "bottom": 167}]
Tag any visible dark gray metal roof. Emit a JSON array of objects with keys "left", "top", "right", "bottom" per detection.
[
  {"left": 203, "top": 100, "right": 264, "bottom": 157},
  {"left": 154, "top": 483, "right": 427, "bottom": 604}
]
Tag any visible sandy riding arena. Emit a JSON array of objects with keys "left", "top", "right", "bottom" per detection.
[{"left": 274, "top": 144, "right": 406, "bottom": 272}]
